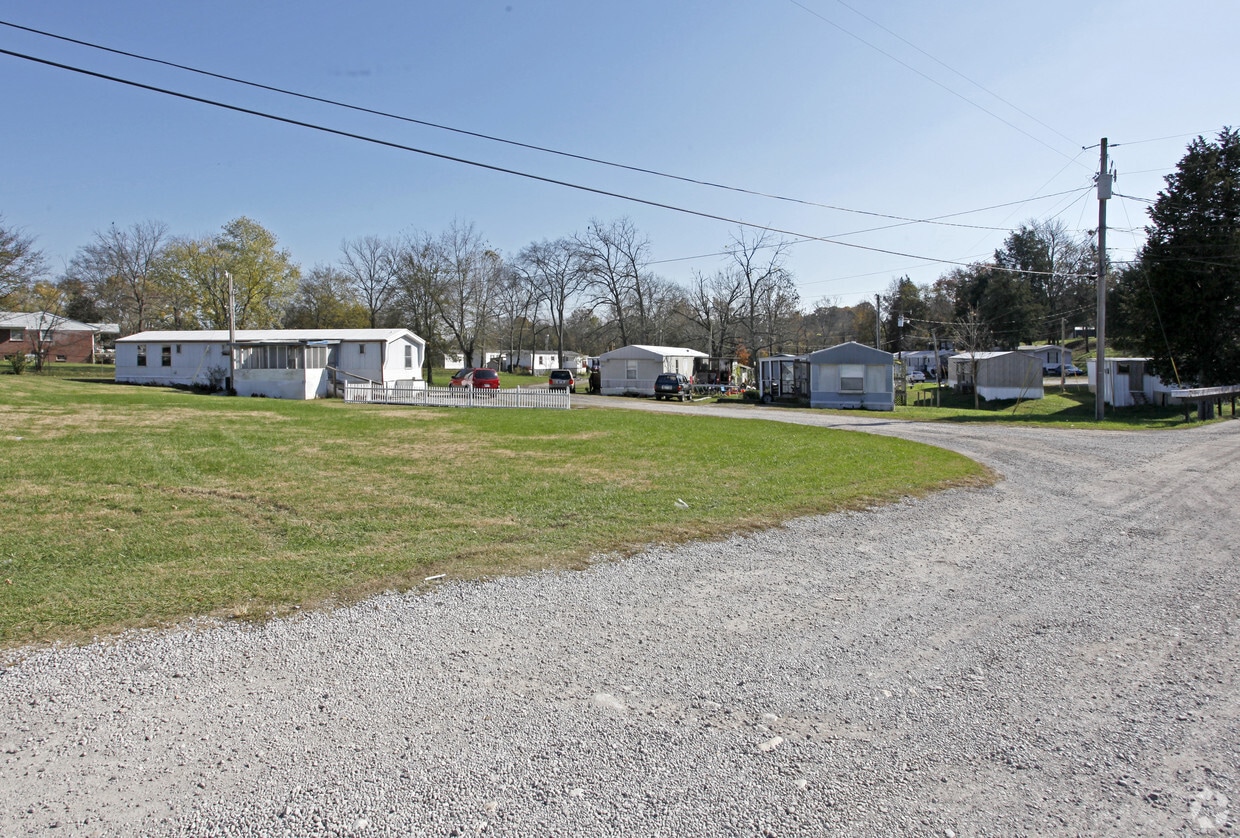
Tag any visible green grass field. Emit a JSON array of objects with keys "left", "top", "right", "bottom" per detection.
[
  {"left": 899, "top": 382, "right": 1200, "bottom": 429},
  {"left": 0, "top": 376, "right": 986, "bottom": 648}
]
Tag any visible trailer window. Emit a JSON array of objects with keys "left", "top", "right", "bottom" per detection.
[{"left": 840, "top": 364, "right": 864, "bottom": 392}]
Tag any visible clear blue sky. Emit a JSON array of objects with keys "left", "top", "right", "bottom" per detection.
[{"left": 3, "top": 0, "right": 1237, "bottom": 308}]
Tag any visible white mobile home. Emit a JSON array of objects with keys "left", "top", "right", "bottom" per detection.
[
  {"left": 115, "top": 329, "right": 425, "bottom": 399},
  {"left": 1018, "top": 344, "right": 1073, "bottom": 372},
  {"left": 897, "top": 349, "right": 951, "bottom": 378},
  {"left": 807, "top": 342, "right": 895, "bottom": 410},
  {"left": 1087, "top": 357, "right": 1180, "bottom": 407},
  {"left": 514, "top": 349, "right": 583, "bottom": 373},
  {"left": 598, "top": 345, "right": 707, "bottom": 396},
  {"left": 947, "top": 351, "right": 1044, "bottom": 401}
]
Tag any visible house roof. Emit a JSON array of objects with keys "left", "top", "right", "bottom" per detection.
[
  {"left": 807, "top": 341, "right": 893, "bottom": 365},
  {"left": 0, "top": 311, "right": 103, "bottom": 332},
  {"left": 948, "top": 350, "right": 1038, "bottom": 361},
  {"left": 598, "top": 344, "right": 708, "bottom": 361},
  {"left": 117, "top": 328, "right": 424, "bottom": 345}
]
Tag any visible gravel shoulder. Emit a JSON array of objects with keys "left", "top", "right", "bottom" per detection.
[{"left": 2, "top": 404, "right": 1237, "bottom": 837}]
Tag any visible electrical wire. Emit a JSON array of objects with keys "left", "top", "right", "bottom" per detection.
[
  {"left": 1111, "top": 131, "right": 1218, "bottom": 148},
  {"left": 0, "top": 17, "right": 1036, "bottom": 235},
  {"left": 830, "top": 0, "right": 1078, "bottom": 147},
  {"left": 651, "top": 187, "right": 1090, "bottom": 268},
  {"left": 786, "top": 0, "right": 1087, "bottom": 166},
  {"left": 0, "top": 46, "right": 1098, "bottom": 282}
]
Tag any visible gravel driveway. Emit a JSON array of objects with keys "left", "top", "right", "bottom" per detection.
[{"left": 2, "top": 405, "right": 1237, "bottom": 837}]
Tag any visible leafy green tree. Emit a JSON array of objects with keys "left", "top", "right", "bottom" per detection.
[
  {"left": 58, "top": 276, "right": 103, "bottom": 323},
  {"left": 881, "top": 275, "right": 928, "bottom": 352},
  {"left": 283, "top": 265, "right": 369, "bottom": 328},
  {"left": 163, "top": 218, "right": 300, "bottom": 329},
  {"left": 1116, "top": 128, "right": 1240, "bottom": 385},
  {"left": 996, "top": 220, "right": 1095, "bottom": 342},
  {"left": 216, "top": 217, "right": 300, "bottom": 328}
]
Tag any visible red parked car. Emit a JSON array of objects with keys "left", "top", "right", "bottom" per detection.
[{"left": 448, "top": 368, "right": 500, "bottom": 389}]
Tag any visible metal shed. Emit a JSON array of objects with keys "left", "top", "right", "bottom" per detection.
[{"left": 947, "top": 350, "right": 1044, "bottom": 401}]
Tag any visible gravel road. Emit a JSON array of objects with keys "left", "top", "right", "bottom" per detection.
[{"left": 2, "top": 404, "right": 1237, "bottom": 837}]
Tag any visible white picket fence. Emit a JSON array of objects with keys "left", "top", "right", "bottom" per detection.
[{"left": 344, "top": 382, "right": 570, "bottom": 410}]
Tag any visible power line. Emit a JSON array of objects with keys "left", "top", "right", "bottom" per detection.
[
  {"left": 786, "top": 0, "right": 1087, "bottom": 166},
  {"left": 3, "top": 45, "right": 1106, "bottom": 284},
  {"left": 829, "top": 0, "right": 1078, "bottom": 147},
  {"left": 650, "top": 187, "right": 1091, "bottom": 268},
  {"left": 2, "top": 45, "right": 1046, "bottom": 275},
  {"left": 0, "top": 17, "right": 1035, "bottom": 235},
  {"left": 1111, "top": 130, "right": 1218, "bottom": 148}
]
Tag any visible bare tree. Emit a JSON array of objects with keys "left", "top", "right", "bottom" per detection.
[
  {"left": 66, "top": 221, "right": 169, "bottom": 334},
  {"left": 391, "top": 231, "right": 450, "bottom": 381},
  {"left": 0, "top": 216, "right": 48, "bottom": 304},
  {"left": 951, "top": 306, "right": 992, "bottom": 410},
  {"left": 517, "top": 238, "right": 589, "bottom": 369},
  {"left": 684, "top": 270, "right": 738, "bottom": 357},
  {"left": 727, "top": 229, "right": 799, "bottom": 360},
  {"left": 433, "top": 221, "right": 501, "bottom": 368},
  {"left": 577, "top": 218, "right": 654, "bottom": 345},
  {"left": 493, "top": 263, "right": 539, "bottom": 372},
  {"left": 25, "top": 283, "right": 68, "bottom": 372},
  {"left": 339, "top": 236, "right": 398, "bottom": 327},
  {"left": 645, "top": 276, "right": 692, "bottom": 347}
]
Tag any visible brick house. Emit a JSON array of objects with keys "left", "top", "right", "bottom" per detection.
[{"left": 0, "top": 312, "right": 115, "bottom": 364}]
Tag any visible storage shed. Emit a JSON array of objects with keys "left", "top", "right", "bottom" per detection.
[
  {"left": 598, "top": 344, "right": 707, "bottom": 396},
  {"left": 806, "top": 341, "right": 895, "bottom": 410},
  {"left": 115, "top": 328, "right": 425, "bottom": 399},
  {"left": 947, "top": 351, "right": 1044, "bottom": 401}
]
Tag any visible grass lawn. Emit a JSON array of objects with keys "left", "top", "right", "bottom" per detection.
[
  {"left": 898, "top": 383, "right": 1200, "bottom": 429},
  {"left": 0, "top": 377, "right": 986, "bottom": 648},
  {"left": 427, "top": 366, "right": 550, "bottom": 389},
  {"left": 4, "top": 362, "right": 115, "bottom": 380}
]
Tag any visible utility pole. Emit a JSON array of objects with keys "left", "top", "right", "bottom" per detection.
[
  {"left": 874, "top": 294, "right": 881, "bottom": 349},
  {"left": 1095, "top": 138, "right": 1111, "bottom": 421},
  {"left": 931, "top": 328, "right": 940, "bottom": 407},
  {"left": 1060, "top": 317, "right": 1067, "bottom": 389},
  {"left": 226, "top": 270, "right": 237, "bottom": 396}
]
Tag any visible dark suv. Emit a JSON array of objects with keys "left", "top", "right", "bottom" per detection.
[{"left": 654, "top": 373, "right": 692, "bottom": 401}]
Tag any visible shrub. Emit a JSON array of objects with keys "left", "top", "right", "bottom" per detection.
[{"left": 7, "top": 353, "right": 29, "bottom": 375}]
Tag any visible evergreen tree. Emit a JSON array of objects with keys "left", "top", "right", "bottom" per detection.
[{"left": 1118, "top": 128, "right": 1240, "bottom": 385}]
